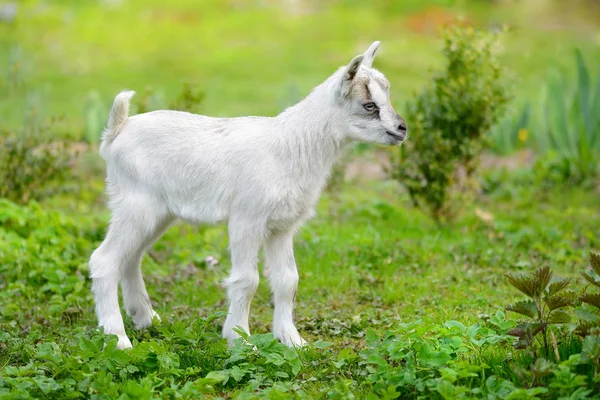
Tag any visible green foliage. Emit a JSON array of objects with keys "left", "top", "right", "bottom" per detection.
[
  {"left": 1, "top": 176, "right": 600, "bottom": 397},
  {"left": 169, "top": 82, "right": 205, "bottom": 114},
  {"left": 576, "top": 253, "right": 600, "bottom": 341},
  {"left": 135, "top": 86, "right": 167, "bottom": 115},
  {"left": 489, "top": 102, "right": 531, "bottom": 155},
  {"left": 82, "top": 90, "right": 109, "bottom": 145},
  {"left": 0, "top": 102, "right": 75, "bottom": 204},
  {"left": 505, "top": 266, "right": 574, "bottom": 357},
  {"left": 394, "top": 25, "right": 511, "bottom": 224},
  {"left": 531, "top": 49, "right": 600, "bottom": 181},
  {"left": 0, "top": 199, "right": 103, "bottom": 321},
  {"left": 82, "top": 82, "right": 204, "bottom": 145}
]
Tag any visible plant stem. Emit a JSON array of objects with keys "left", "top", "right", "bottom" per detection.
[{"left": 550, "top": 330, "right": 559, "bottom": 361}]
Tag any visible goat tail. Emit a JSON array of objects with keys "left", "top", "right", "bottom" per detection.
[{"left": 102, "top": 90, "right": 135, "bottom": 144}]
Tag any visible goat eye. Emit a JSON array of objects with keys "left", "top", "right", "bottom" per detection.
[{"left": 363, "top": 102, "right": 377, "bottom": 111}]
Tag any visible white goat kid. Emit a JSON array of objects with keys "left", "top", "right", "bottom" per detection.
[{"left": 90, "top": 41, "right": 407, "bottom": 350}]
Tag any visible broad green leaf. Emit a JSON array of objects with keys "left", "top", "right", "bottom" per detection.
[
  {"left": 203, "top": 371, "right": 228, "bottom": 384},
  {"left": 531, "top": 358, "right": 554, "bottom": 378},
  {"left": 580, "top": 335, "right": 600, "bottom": 363},
  {"left": 444, "top": 320, "right": 466, "bottom": 332},
  {"left": 365, "top": 328, "right": 379, "bottom": 348},
  {"left": 228, "top": 366, "right": 246, "bottom": 382},
  {"left": 544, "top": 294, "right": 572, "bottom": 311},
  {"left": 548, "top": 278, "right": 571, "bottom": 296},
  {"left": 506, "top": 300, "right": 536, "bottom": 318},
  {"left": 275, "top": 371, "right": 289, "bottom": 379},
  {"left": 283, "top": 348, "right": 297, "bottom": 361},
  {"left": 548, "top": 310, "right": 570, "bottom": 324},
  {"left": 506, "top": 266, "right": 552, "bottom": 299},
  {"left": 581, "top": 271, "right": 600, "bottom": 289},
  {"left": 417, "top": 342, "right": 451, "bottom": 368},
  {"left": 505, "top": 272, "right": 536, "bottom": 298},
  {"left": 575, "top": 307, "right": 600, "bottom": 323},
  {"left": 312, "top": 340, "right": 333, "bottom": 349},
  {"left": 78, "top": 337, "right": 99, "bottom": 354},
  {"left": 590, "top": 253, "right": 600, "bottom": 276},
  {"left": 580, "top": 293, "right": 600, "bottom": 309}
]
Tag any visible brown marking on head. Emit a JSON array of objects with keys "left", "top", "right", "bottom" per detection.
[{"left": 349, "top": 76, "right": 373, "bottom": 102}]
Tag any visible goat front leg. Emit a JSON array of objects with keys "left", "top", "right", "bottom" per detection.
[
  {"left": 222, "top": 218, "right": 263, "bottom": 346},
  {"left": 264, "top": 229, "right": 306, "bottom": 347}
]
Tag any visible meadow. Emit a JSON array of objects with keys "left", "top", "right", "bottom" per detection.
[{"left": 1, "top": 0, "right": 600, "bottom": 398}]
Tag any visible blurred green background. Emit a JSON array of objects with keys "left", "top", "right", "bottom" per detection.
[{"left": 2, "top": 0, "right": 599, "bottom": 131}]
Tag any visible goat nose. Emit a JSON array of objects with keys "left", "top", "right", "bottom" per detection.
[{"left": 398, "top": 122, "right": 407, "bottom": 132}]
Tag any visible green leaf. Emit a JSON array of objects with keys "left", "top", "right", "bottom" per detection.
[
  {"left": 78, "top": 337, "right": 99, "bottom": 354},
  {"left": 418, "top": 342, "right": 451, "bottom": 368},
  {"left": 283, "top": 348, "right": 298, "bottom": 361},
  {"left": 228, "top": 366, "right": 246, "bottom": 382},
  {"left": 544, "top": 294, "right": 572, "bottom": 311},
  {"left": 203, "top": 371, "right": 228, "bottom": 384},
  {"left": 575, "top": 307, "right": 600, "bottom": 323},
  {"left": 548, "top": 310, "right": 570, "bottom": 324},
  {"left": 581, "top": 271, "right": 600, "bottom": 289},
  {"left": 365, "top": 328, "right": 379, "bottom": 348},
  {"left": 590, "top": 253, "right": 600, "bottom": 276},
  {"left": 530, "top": 358, "right": 554, "bottom": 378},
  {"left": 580, "top": 335, "right": 600, "bottom": 363},
  {"left": 312, "top": 340, "right": 333, "bottom": 349},
  {"left": 580, "top": 293, "right": 600, "bottom": 309},
  {"left": 444, "top": 320, "right": 466, "bottom": 332},
  {"left": 506, "top": 266, "right": 552, "bottom": 298},
  {"left": 548, "top": 278, "right": 571, "bottom": 296},
  {"left": 506, "top": 300, "right": 536, "bottom": 318}
]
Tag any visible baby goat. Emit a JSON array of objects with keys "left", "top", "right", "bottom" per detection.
[{"left": 90, "top": 41, "right": 407, "bottom": 349}]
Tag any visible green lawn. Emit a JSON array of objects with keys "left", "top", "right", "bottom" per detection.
[{"left": 1, "top": 171, "right": 599, "bottom": 398}]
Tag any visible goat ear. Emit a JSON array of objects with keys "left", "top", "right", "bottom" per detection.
[
  {"left": 338, "top": 54, "right": 364, "bottom": 98},
  {"left": 362, "top": 41, "right": 380, "bottom": 68}
]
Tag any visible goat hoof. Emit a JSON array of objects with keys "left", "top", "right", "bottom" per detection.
[
  {"left": 276, "top": 330, "right": 307, "bottom": 348},
  {"left": 116, "top": 335, "right": 133, "bottom": 350},
  {"left": 133, "top": 309, "right": 160, "bottom": 330}
]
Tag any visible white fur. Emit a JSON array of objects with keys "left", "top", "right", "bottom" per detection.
[{"left": 89, "top": 41, "right": 406, "bottom": 349}]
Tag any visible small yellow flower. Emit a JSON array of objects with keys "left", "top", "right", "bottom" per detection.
[{"left": 518, "top": 128, "right": 528, "bottom": 142}]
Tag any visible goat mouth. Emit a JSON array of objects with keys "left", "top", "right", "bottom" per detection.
[{"left": 386, "top": 131, "right": 405, "bottom": 141}]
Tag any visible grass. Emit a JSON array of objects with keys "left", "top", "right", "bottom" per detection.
[{"left": 1, "top": 170, "right": 599, "bottom": 398}]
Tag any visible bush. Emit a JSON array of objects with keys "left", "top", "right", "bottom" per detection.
[
  {"left": 393, "top": 25, "right": 511, "bottom": 224},
  {"left": 0, "top": 105, "right": 75, "bottom": 204}
]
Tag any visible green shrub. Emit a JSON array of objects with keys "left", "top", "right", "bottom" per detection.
[
  {"left": 0, "top": 103, "right": 75, "bottom": 204},
  {"left": 170, "top": 82, "right": 205, "bottom": 114},
  {"left": 393, "top": 25, "right": 511, "bottom": 224},
  {"left": 134, "top": 85, "right": 167, "bottom": 115}
]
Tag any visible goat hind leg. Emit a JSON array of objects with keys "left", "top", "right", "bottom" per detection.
[
  {"left": 121, "top": 215, "right": 173, "bottom": 330},
  {"left": 90, "top": 207, "right": 169, "bottom": 349}
]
